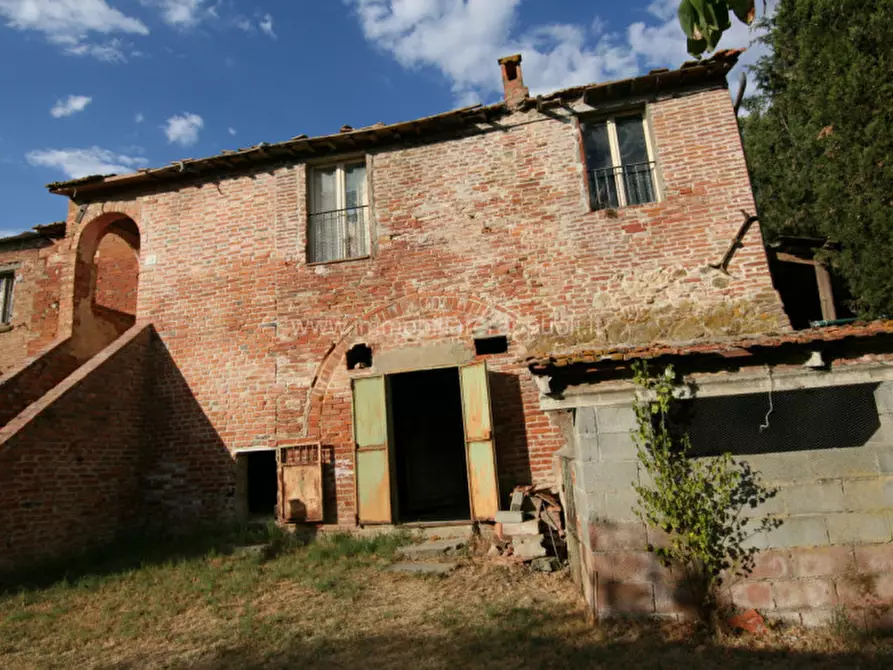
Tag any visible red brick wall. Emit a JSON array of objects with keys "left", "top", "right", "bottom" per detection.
[
  {"left": 0, "top": 337, "right": 80, "bottom": 427},
  {"left": 93, "top": 230, "right": 138, "bottom": 315},
  {"left": 0, "top": 324, "right": 151, "bottom": 573},
  {"left": 0, "top": 239, "right": 64, "bottom": 374},
  {"left": 64, "top": 86, "right": 787, "bottom": 526}
]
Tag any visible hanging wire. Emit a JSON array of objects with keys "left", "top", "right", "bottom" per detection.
[{"left": 759, "top": 365, "right": 774, "bottom": 433}]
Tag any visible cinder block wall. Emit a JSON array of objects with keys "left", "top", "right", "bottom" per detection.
[{"left": 567, "top": 379, "right": 893, "bottom": 627}]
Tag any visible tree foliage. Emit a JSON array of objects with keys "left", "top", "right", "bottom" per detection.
[
  {"left": 632, "top": 363, "right": 780, "bottom": 624},
  {"left": 678, "top": 0, "right": 757, "bottom": 56},
  {"left": 741, "top": 1, "right": 893, "bottom": 317}
]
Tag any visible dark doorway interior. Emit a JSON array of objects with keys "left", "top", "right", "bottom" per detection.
[
  {"left": 390, "top": 367, "right": 471, "bottom": 523},
  {"left": 245, "top": 450, "right": 278, "bottom": 516}
]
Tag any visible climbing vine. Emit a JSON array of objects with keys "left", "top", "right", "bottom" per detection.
[{"left": 632, "top": 362, "right": 781, "bottom": 625}]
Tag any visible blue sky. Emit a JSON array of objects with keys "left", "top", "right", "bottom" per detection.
[{"left": 0, "top": 0, "right": 771, "bottom": 237}]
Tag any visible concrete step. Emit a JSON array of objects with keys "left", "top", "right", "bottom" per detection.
[
  {"left": 412, "top": 524, "right": 475, "bottom": 541},
  {"left": 396, "top": 537, "right": 467, "bottom": 560},
  {"left": 386, "top": 562, "right": 457, "bottom": 575}
]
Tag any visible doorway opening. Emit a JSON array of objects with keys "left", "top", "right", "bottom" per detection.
[
  {"left": 390, "top": 367, "right": 471, "bottom": 523},
  {"left": 243, "top": 450, "right": 279, "bottom": 517}
]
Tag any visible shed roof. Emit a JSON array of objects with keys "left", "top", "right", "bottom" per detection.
[
  {"left": 46, "top": 50, "right": 742, "bottom": 199},
  {"left": 526, "top": 320, "right": 893, "bottom": 372},
  {"left": 0, "top": 222, "right": 66, "bottom": 248}
]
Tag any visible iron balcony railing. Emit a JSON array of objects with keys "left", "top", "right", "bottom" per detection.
[
  {"left": 308, "top": 205, "right": 369, "bottom": 263},
  {"left": 589, "top": 161, "right": 657, "bottom": 211}
]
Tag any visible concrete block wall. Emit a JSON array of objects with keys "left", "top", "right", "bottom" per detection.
[{"left": 568, "top": 380, "right": 893, "bottom": 627}]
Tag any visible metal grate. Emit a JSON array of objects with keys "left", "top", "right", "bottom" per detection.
[
  {"left": 308, "top": 205, "right": 369, "bottom": 263},
  {"left": 589, "top": 161, "right": 657, "bottom": 210}
]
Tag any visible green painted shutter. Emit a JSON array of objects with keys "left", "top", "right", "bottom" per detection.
[
  {"left": 459, "top": 362, "right": 500, "bottom": 520},
  {"left": 352, "top": 375, "right": 393, "bottom": 524}
]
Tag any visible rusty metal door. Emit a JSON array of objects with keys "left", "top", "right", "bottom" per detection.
[
  {"left": 459, "top": 361, "right": 500, "bottom": 520},
  {"left": 279, "top": 444, "right": 324, "bottom": 523},
  {"left": 352, "top": 375, "right": 393, "bottom": 524}
]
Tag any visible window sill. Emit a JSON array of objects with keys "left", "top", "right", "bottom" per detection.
[
  {"left": 588, "top": 200, "right": 660, "bottom": 216},
  {"left": 0, "top": 323, "right": 13, "bottom": 334},
  {"left": 306, "top": 255, "right": 372, "bottom": 268}
]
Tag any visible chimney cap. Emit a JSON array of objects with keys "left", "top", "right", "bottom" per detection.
[{"left": 498, "top": 53, "right": 523, "bottom": 65}]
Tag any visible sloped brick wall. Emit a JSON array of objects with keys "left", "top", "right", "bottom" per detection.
[
  {"left": 0, "top": 337, "right": 80, "bottom": 427},
  {"left": 0, "top": 324, "right": 151, "bottom": 573}
]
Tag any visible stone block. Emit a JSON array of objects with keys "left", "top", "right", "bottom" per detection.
[
  {"left": 597, "top": 432, "right": 637, "bottom": 462},
  {"left": 843, "top": 478, "right": 893, "bottom": 512},
  {"left": 800, "top": 609, "right": 836, "bottom": 628},
  {"left": 598, "top": 550, "right": 664, "bottom": 582},
  {"left": 874, "top": 447, "right": 893, "bottom": 474},
  {"left": 589, "top": 519, "right": 647, "bottom": 551},
  {"left": 740, "top": 490, "right": 785, "bottom": 518},
  {"left": 749, "top": 550, "right": 793, "bottom": 580},
  {"left": 791, "top": 546, "right": 855, "bottom": 578},
  {"left": 597, "top": 580, "right": 655, "bottom": 614},
  {"left": 836, "top": 573, "right": 893, "bottom": 607},
  {"left": 772, "top": 578, "right": 837, "bottom": 609},
  {"left": 810, "top": 449, "right": 880, "bottom": 480},
  {"left": 579, "top": 461, "right": 639, "bottom": 494},
  {"left": 867, "top": 414, "right": 893, "bottom": 445},
  {"left": 826, "top": 512, "right": 891, "bottom": 545},
  {"left": 596, "top": 406, "right": 636, "bottom": 435},
  {"left": 873, "top": 383, "right": 893, "bottom": 415},
  {"left": 575, "top": 407, "right": 598, "bottom": 435},
  {"left": 601, "top": 491, "right": 641, "bottom": 524},
  {"left": 576, "top": 434, "right": 599, "bottom": 462},
  {"left": 783, "top": 481, "right": 846, "bottom": 515},
  {"left": 742, "top": 453, "right": 814, "bottom": 485},
  {"left": 730, "top": 582, "right": 774, "bottom": 610},
  {"left": 765, "top": 516, "right": 829, "bottom": 549},
  {"left": 495, "top": 510, "right": 525, "bottom": 524},
  {"left": 512, "top": 535, "right": 547, "bottom": 559},
  {"left": 501, "top": 519, "right": 541, "bottom": 536},
  {"left": 854, "top": 544, "right": 893, "bottom": 574}
]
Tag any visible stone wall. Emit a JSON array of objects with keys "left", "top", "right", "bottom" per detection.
[{"left": 561, "top": 368, "right": 893, "bottom": 628}]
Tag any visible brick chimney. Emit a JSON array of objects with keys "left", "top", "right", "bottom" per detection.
[{"left": 498, "top": 54, "right": 529, "bottom": 109}]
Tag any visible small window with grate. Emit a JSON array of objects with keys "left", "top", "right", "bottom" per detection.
[
  {"left": 307, "top": 161, "right": 370, "bottom": 263},
  {"left": 0, "top": 271, "right": 13, "bottom": 325},
  {"left": 581, "top": 114, "right": 658, "bottom": 211}
]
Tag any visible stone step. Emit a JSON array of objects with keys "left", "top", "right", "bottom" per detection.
[
  {"left": 386, "top": 562, "right": 457, "bottom": 575},
  {"left": 396, "top": 537, "right": 467, "bottom": 560}
]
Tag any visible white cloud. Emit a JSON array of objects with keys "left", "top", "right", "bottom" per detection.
[
  {"left": 65, "top": 38, "right": 129, "bottom": 62},
  {"left": 26, "top": 146, "right": 148, "bottom": 178},
  {"left": 0, "top": 0, "right": 148, "bottom": 57},
  {"left": 164, "top": 112, "right": 204, "bottom": 146},
  {"left": 228, "top": 127, "right": 237, "bottom": 136},
  {"left": 347, "top": 0, "right": 776, "bottom": 104},
  {"left": 148, "top": 0, "right": 210, "bottom": 29},
  {"left": 259, "top": 13, "right": 275, "bottom": 38},
  {"left": 348, "top": 0, "right": 638, "bottom": 103},
  {"left": 135, "top": 112, "right": 145, "bottom": 123},
  {"left": 50, "top": 94, "right": 92, "bottom": 118}
]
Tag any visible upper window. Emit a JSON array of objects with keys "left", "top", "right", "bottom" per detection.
[
  {"left": 0, "top": 271, "right": 13, "bottom": 325},
  {"left": 581, "top": 114, "right": 657, "bottom": 211},
  {"left": 307, "top": 161, "right": 369, "bottom": 263}
]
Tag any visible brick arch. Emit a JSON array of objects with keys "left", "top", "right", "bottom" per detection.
[
  {"left": 302, "top": 292, "right": 527, "bottom": 439},
  {"left": 70, "top": 211, "right": 142, "bottom": 357}
]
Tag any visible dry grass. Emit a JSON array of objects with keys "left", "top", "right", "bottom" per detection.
[{"left": 1, "top": 528, "right": 892, "bottom": 669}]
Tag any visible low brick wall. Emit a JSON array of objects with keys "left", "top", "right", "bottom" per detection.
[
  {"left": 0, "top": 337, "right": 81, "bottom": 428},
  {"left": 558, "top": 368, "right": 893, "bottom": 628},
  {"left": 0, "top": 324, "right": 152, "bottom": 573}
]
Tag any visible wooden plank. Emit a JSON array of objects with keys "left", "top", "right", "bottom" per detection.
[
  {"left": 815, "top": 263, "right": 837, "bottom": 321},
  {"left": 459, "top": 362, "right": 500, "bottom": 521}
]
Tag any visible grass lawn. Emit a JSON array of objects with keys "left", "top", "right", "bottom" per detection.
[{"left": 1, "top": 527, "right": 892, "bottom": 669}]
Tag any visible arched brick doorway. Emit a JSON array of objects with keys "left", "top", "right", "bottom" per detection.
[{"left": 71, "top": 214, "right": 140, "bottom": 357}]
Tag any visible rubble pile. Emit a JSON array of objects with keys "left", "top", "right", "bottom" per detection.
[{"left": 489, "top": 485, "right": 566, "bottom": 571}]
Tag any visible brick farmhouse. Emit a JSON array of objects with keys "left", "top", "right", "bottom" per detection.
[{"left": 2, "top": 51, "right": 892, "bottom": 626}]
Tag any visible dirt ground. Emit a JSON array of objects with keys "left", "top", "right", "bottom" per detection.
[{"left": 1, "top": 531, "right": 892, "bottom": 669}]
